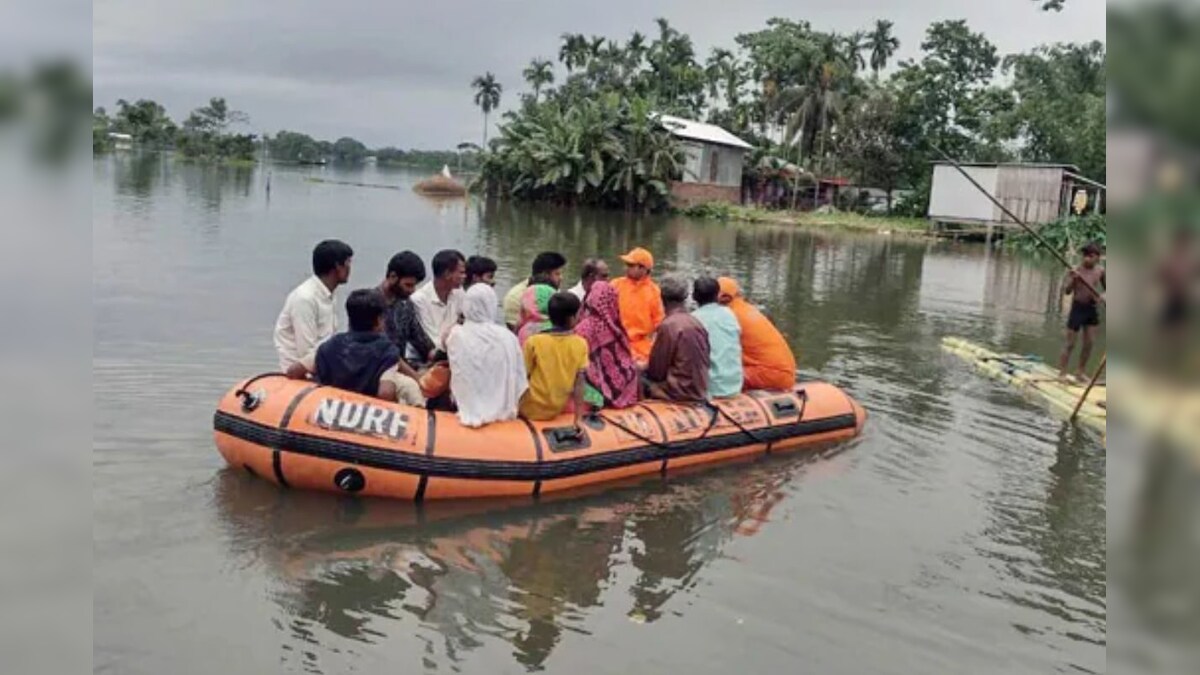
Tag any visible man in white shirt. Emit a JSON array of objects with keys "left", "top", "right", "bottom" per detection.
[
  {"left": 411, "top": 249, "right": 467, "bottom": 351},
  {"left": 567, "top": 258, "right": 610, "bottom": 301},
  {"left": 275, "top": 240, "right": 353, "bottom": 373}
]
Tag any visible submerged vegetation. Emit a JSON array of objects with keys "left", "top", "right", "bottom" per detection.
[{"left": 474, "top": 13, "right": 1105, "bottom": 215}]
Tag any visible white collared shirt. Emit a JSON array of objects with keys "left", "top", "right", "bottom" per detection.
[
  {"left": 568, "top": 281, "right": 586, "bottom": 301},
  {"left": 411, "top": 281, "right": 465, "bottom": 351},
  {"left": 273, "top": 276, "right": 337, "bottom": 371}
]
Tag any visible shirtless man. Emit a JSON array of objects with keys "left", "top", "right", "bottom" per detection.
[{"left": 1058, "top": 242, "right": 1106, "bottom": 380}]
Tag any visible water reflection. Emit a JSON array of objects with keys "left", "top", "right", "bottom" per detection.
[{"left": 212, "top": 450, "right": 836, "bottom": 672}]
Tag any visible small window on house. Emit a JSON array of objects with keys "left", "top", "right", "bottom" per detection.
[{"left": 708, "top": 150, "right": 719, "bottom": 183}]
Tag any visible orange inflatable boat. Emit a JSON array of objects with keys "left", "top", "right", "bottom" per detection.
[{"left": 213, "top": 374, "right": 866, "bottom": 501}]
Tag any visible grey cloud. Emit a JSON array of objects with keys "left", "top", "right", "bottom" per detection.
[{"left": 92, "top": 0, "right": 1106, "bottom": 149}]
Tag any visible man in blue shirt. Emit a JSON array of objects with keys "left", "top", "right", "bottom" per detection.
[{"left": 691, "top": 276, "right": 743, "bottom": 398}]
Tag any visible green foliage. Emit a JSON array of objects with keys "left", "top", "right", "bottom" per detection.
[
  {"left": 175, "top": 97, "right": 256, "bottom": 161},
  {"left": 475, "top": 15, "right": 1105, "bottom": 217},
  {"left": 472, "top": 72, "right": 503, "bottom": 146},
  {"left": 1000, "top": 41, "right": 1105, "bottom": 181},
  {"left": 867, "top": 20, "right": 900, "bottom": 75},
  {"left": 680, "top": 202, "right": 737, "bottom": 220},
  {"left": 376, "top": 147, "right": 480, "bottom": 170},
  {"left": 836, "top": 86, "right": 903, "bottom": 204},
  {"left": 112, "top": 98, "right": 178, "bottom": 147},
  {"left": 1006, "top": 214, "right": 1106, "bottom": 255},
  {"left": 93, "top": 107, "right": 112, "bottom": 152},
  {"left": 331, "top": 136, "right": 369, "bottom": 164},
  {"left": 268, "top": 130, "right": 322, "bottom": 162},
  {"left": 479, "top": 92, "right": 683, "bottom": 211}
]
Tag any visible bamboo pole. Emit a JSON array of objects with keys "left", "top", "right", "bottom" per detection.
[
  {"left": 1070, "top": 355, "right": 1106, "bottom": 421},
  {"left": 931, "top": 146, "right": 1105, "bottom": 305}
]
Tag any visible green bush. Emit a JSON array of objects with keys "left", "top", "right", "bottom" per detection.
[{"left": 1006, "top": 214, "right": 1106, "bottom": 256}]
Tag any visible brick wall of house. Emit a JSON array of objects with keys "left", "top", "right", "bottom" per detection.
[{"left": 670, "top": 181, "right": 742, "bottom": 207}]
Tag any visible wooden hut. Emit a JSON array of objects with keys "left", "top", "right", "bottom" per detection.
[{"left": 928, "top": 162, "right": 1105, "bottom": 238}]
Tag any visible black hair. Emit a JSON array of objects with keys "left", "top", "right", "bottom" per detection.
[
  {"left": 431, "top": 249, "right": 466, "bottom": 278},
  {"left": 386, "top": 250, "right": 426, "bottom": 282},
  {"left": 346, "top": 288, "right": 387, "bottom": 332},
  {"left": 466, "top": 255, "right": 497, "bottom": 280},
  {"left": 312, "top": 239, "right": 354, "bottom": 276},
  {"left": 692, "top": 276, "right": 719, "bottom": 305},
  {"left": 660, "top": 276, "right": 689, "bottom": 305},
  {"left": 1080, "top": 241, "right": 1103, "bottom": 257},
  {"left": 531, "top": 251, "right": 567, "bottom": 276},
  {"left": 548, "top": 291, "right": 581, "bottom": 329}
]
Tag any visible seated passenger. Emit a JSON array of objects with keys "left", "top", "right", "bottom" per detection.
[
  {"left": 274, "top": 239, "right": 352, "bottom": 372},
  {"left": 377, "top": 250, "right": 436, "bottom": 375},
  {"left": 411, "top": 249, "right": 466, "bottom": 351},
  {"left": 717, "top": 277, "right": 797, "bottom": 391},
  {"left": 610, "top": 247, "right": 664, "bottom": 365},
  {"left": 691, "top": 276, "right": 743, "bottom": 398},
  {"left": 465, "top": 255, "right": 498, "bottom": 289},
  {"left": 446, "top": 284, "right": 527, "bottom": 427},
  {"left": 644, "top": 277, "right": 710, "bottom": 402},
  {"left": 517, "top": 282, "right": 555, "bottom": 346},
  {"left": 568, "top": 258, "right": 610, "bottom": 301},
  {"left": 573, "top": 280, "right": 639, "bottom": 409},
  {"left": 289, "top": 288, "right": 424, "bottom": 405},
  {"left": 520, "top": 292, "right": 589, "bottom": 427},
  {"left": 503, "top": 251, "right": 567, "bottom": 331}
]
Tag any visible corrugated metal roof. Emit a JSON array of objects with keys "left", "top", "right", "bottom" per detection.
[
  {"left": 931, "top": 160, "right": 1080, "bottom": 171},
  {"left": 657, "top": 114, "right": 753, "bottom": 150}
]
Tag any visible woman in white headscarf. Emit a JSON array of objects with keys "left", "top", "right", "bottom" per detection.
[{"left": 446, "top": 283, "right": 528, "bottom": 427}]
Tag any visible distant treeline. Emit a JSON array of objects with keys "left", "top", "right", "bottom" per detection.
[{"left": 93, "top": 97, "right": 478, "bottom": 168}]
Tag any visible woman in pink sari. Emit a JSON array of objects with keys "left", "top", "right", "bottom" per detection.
[{"left": 573, "top": 281, "right": 640, "bottom": 409}]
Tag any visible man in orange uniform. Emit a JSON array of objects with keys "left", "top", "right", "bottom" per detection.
[
  {"left": 611, "top": 247, "right": 664, "bottom": 365},
  {"left": 717, "top": 277, "right": 797, "bottom": 391}
]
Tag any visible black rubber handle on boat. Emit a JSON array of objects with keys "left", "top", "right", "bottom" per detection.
[{"left": 234, "top": 372, "right": 286, "bottom": 411}]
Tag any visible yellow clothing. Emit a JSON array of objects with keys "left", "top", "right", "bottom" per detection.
[
  {"left": 520, "top": 332, "right": 589, "bottom": 420},
  {"left": 503, "top": 278, "right": 530, "bottom": 327},
  {"left": 610, "top": 276, "right": 664, "bottom": 363}
]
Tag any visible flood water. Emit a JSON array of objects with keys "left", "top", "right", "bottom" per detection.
[{"left": 93, "top": 154, "right": 1106, "bottom": 674}]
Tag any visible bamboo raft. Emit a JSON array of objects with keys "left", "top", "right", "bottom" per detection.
[{"left": 941, "top": 337, "right": 1105, "bottom": 434}]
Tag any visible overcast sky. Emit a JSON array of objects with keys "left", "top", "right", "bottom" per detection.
[{"left": 92, "top": 0, "right": 1106, "bottom": 150}]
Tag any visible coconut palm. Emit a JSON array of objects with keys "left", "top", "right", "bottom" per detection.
[
  {"left": 523, "top": 58, "right": 554, "bottom": 100},
  {"left": 843, "top": 32, "right": 867, "bottom": 73},
  {"left": 868, "top": 20, "right": 900, "bottom": 75},
  {"left": 472, "top": 72, "right": 503, "bottom": 147}
]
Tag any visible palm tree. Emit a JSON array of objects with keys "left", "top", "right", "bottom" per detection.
[
  {"left": 867, "top": 20, "right": 900, "bottom": 75},
  {"left": 523, "top": 58, "right": 554, "bottom": 100},
  {"left": 843, "top": 32, "right": 867, "bottom": 73},
  {"left": 626, "top": 31, "right": 648, "bottom": 65},
  {"left": 558, "top": 33, "right": 590, "bottom": 72},
  {"left": 472, "top": 72, "right": 502, "bottom": 148}
]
